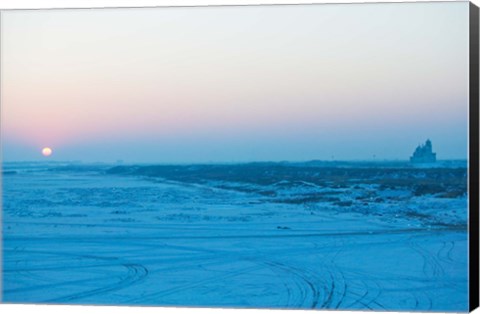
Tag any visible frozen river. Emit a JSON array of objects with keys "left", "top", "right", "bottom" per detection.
[{"left": 1, "top": 162, "right": 469, "bottom": 311}]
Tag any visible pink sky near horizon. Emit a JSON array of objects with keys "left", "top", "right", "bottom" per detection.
[{"left": 0, "top": 2, "right": 470, "bottom": 162}]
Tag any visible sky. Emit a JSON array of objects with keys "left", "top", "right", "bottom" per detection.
[{"left": 0, "top": 2, "right": 470, "bottom": 163}]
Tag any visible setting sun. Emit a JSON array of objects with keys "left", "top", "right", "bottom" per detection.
[{"left": 42, "top": 147, "right": 53, "bottom": 157}]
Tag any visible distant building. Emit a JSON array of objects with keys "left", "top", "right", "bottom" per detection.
[{"left": 410, "top": 139, "right": 436, "bottom": 163}]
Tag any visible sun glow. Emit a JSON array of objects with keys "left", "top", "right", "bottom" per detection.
[{"left": 42, "top": 147, "right": 52, "bottom": 157}]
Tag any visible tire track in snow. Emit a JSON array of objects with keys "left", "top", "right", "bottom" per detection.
[
  {"left": 263, "top": 261, "right": 320, "bottom": 308},
  {"left": 407, "top": 236, "right": 442, "bottom": 310},
  {"left": 126, "top": 264, "right": 262, "bottom": 304},
  {"left": 48, "top": 263, "right": 148, "bottom": 303}
]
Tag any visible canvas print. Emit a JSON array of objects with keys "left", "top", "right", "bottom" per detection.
[{"left": 0, "top": 2, "right": 476, "bottom": 312}]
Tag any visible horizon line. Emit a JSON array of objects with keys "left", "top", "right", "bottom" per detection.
[{"left": 1, "top": 158, "right": 469, "bottom": 165}]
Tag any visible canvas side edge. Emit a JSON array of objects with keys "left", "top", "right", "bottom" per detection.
[{"left": 469, "top": 2, "right": 480, "bottom": 312}]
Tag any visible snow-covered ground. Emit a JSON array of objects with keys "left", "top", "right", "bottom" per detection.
[{"left": 1, "top": 162, "right": 468, "bottom": 311}]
